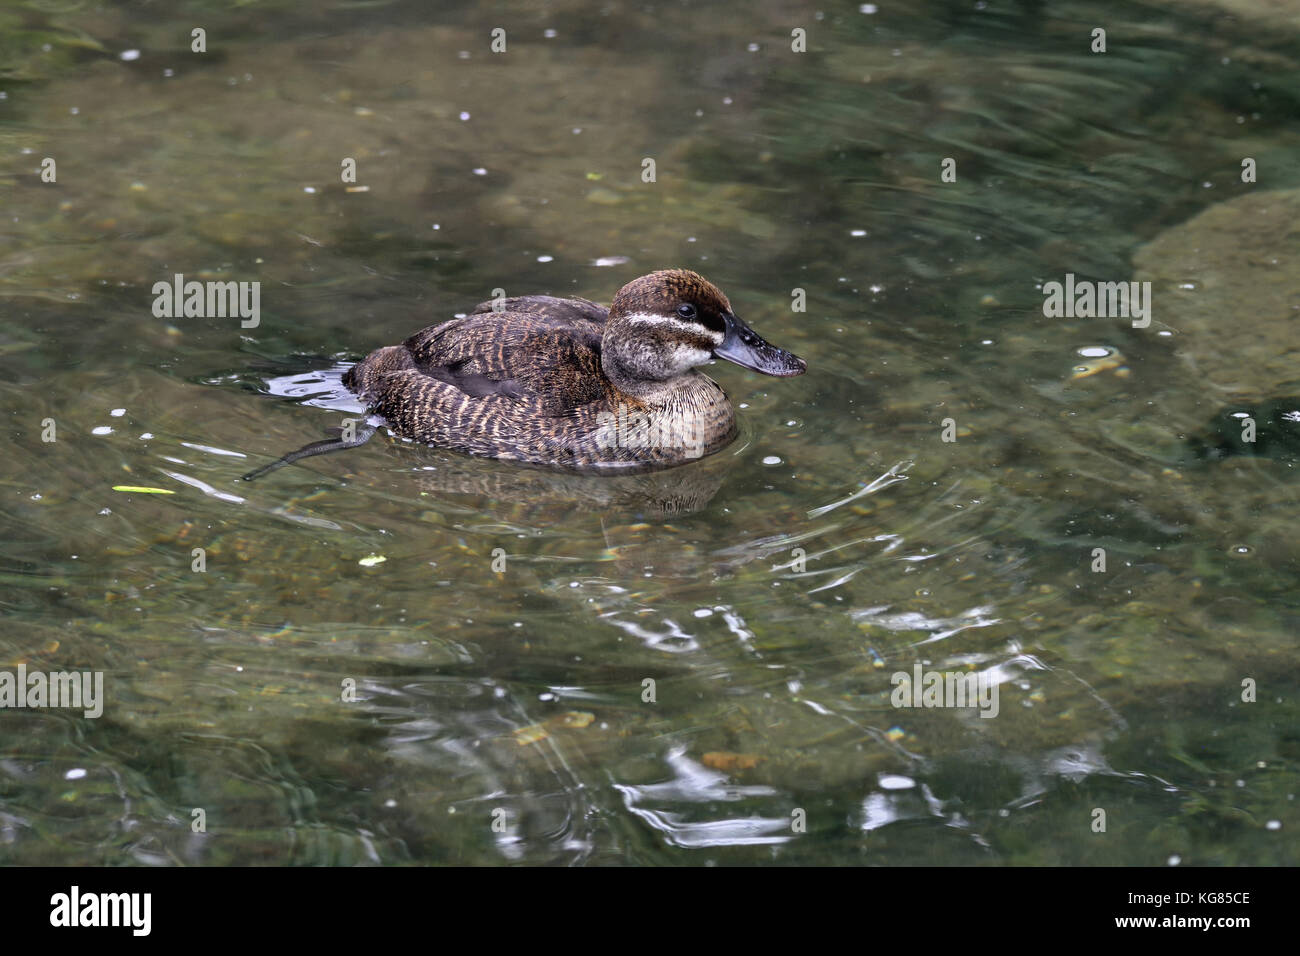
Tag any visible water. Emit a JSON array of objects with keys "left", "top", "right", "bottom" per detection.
[{"left": 0, "top": 0, "right": 1296, "bottom": 865}]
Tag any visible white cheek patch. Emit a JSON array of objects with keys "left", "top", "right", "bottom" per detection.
[{"left": 672, "top": 345, "right": 713, "bottom": 366}]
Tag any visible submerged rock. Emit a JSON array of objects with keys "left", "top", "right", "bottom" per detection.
[{"left": 1132, "top": 189, "right": 1300, "bottom": 401}]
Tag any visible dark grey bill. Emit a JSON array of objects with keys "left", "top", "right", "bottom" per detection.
[{"left": 713, "top": 312, "right": 807, "bottom": 376}]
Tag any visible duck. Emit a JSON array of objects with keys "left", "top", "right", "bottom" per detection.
[{"left": 243, "top": 269, "right": 805, "bottom": 479}]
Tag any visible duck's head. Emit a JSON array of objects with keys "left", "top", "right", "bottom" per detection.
[{"left": 601, "top": 269, "right": 806, "bottom": 397}]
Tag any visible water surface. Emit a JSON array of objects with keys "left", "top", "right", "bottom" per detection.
[{"left": 1, "top": 0, "right": 1297, "bottom": 865}]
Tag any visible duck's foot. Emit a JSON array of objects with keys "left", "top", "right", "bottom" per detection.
[{"left": 241, "top": 422, "right": 378, "bottom": 481}]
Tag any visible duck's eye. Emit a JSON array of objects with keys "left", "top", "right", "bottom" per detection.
[{"left": 677, "top": 303, "right": 697, "bottom": 320}]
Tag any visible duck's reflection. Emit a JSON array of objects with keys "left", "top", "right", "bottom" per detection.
[{"left": 391, "top": 442, "right": 734, "bottom": 519}]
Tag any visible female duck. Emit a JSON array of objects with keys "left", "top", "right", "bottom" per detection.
[
  {"left": 244, "top": 270, "right": 804, "bottom": 479},
  {"left": 344, "top": 270, "right": 805, "bottom": 471}
]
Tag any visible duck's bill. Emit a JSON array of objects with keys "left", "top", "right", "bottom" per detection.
[{"left": 714, "top": 312, "right": 807, "bottom": 376}]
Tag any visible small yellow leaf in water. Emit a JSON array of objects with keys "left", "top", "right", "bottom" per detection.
[
  {"left": 559, "top": 711, "right": 595, "bottom": 728},
  {"left": 112, "top": 486, "right": 175, "bottom": 494},
  {"left": 702, "top": 751, "right": 762, "bottom": 771},
  {"left": 1071, "top": 346, "right": 1127, "bottom": 380},
  {"left": 585, "top": 172, "right": 603, "bottom": 181},
  {"left": 358, "top": 555, "right": 387, "bottom": 567},
  {"left": 514, "top": 724, "right": 549, "bottom": 746}
]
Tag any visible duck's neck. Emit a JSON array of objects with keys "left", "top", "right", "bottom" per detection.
[{"left": 602, "top": 351, "right": 695, "bottom": 405}]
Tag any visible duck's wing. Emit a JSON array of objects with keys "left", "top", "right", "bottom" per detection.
[
  {"left": 470, "top": 294, "right": 607, "bottom": 325},
  {"left": 400, "top": 310, "right": 609, "bottom": 416}
]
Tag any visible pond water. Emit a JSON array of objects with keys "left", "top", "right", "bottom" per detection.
[{"left": 1, "top": 0, "right": 1297, "bottom": 865}]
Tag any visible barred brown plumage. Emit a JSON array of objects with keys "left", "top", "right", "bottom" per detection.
[{"left": 340, "top": 269, "right": 806, "bottom": 473}]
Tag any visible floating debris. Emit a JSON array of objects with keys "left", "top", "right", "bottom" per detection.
[
  {"left": 702, "top": 751, "right": 763, "bottom": 771},
  {"left": 1071, "top": 345, "right": 1129, "bottom": 380},
  {"left": 513, "top": 723, "right": 548, "bottom": 746}
]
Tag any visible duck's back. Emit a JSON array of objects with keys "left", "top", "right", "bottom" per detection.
[{"left": 344, "top": 294, "right": 649, "bottom": 466}]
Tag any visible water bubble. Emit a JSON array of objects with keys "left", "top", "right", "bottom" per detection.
[{"left": 879, "top": 774, "right": 915, "bottom": 790}]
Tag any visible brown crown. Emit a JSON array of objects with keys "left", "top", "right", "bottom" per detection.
[{"left": 610, "top": 269, "right": 733, "bottom": 320}]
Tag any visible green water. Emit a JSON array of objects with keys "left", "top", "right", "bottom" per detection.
[{"left": 1, "top": 0, "right": 1297, "bottom": 865}]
